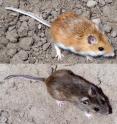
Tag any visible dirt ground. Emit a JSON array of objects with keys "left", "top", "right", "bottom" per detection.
[
  {"left": 0, "top": 1, "right": 117, "bottom": 124},
  {"left": 0, "top": 64, "right": 116, "bottom": 124},
  {"left": 0, "top": 0, "right": 117, "bottom": 64}
]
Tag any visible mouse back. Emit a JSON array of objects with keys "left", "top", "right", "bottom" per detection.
[
  {"left": 45, "top": 69, "right": 111, "bottom": 115},
  {"left": 51, "top": 12, "right": 114, "bottom": 57},
  {"left": 45, "top": 69, "right": 77, "bottom": 101}
]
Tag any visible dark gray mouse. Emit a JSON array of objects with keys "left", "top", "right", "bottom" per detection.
[{"left": 4, "top": 69, "right": 112, "bottom": 118}]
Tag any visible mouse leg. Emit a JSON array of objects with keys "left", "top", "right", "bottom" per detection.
[
  {"left": 56, "top": 100, "right": 65, "bottom": 107},
  {"left": 84, "top": 111, "right": 93, "bottom": 119},
  {"left": 86, "top": 56, "right": 93, "bottom": 62},
  {"left": 54, "top": 45, "right": 64, "bottom": 60}
]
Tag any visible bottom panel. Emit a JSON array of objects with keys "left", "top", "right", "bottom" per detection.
[{"left": 0, "top": 64, "right": 116, "bottom": 124}]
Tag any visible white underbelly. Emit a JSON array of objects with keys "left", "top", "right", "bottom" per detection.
[
  {"left": 56, "top": 43, "right": 77, "bottom": 53},
  {"left": 56, "top": 43, "right": 104, "bottom": 57}
]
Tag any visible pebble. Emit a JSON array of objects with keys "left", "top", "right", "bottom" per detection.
[
  {"left": 37, "top": 41, "right": 44, "bottom": 47},
  {"left": 17, "top": 50, "right": 29, "bottom": 61},
  {"left": 103, "top": 6, "right": 111, "bottom": 16},
  {"left": 0, "top": 37, "right": 9, "bottom": 45},
  {"left": 18, "top": 21, "right": 28, "bottom": 37},
  {"left": 19, "top": 37, "right": 34, "bottom": 50},
  {"left": 103, "top": 24, "right": 112, "bottom": 33},
  {"left": 0, "top": 110, "right": 9, "bottom": 118},
  {"left": 111, "top": 31, "right": 117, "bottom": 38},
  {"left": 7, "top": 48, "right": 17, "bottom": 57},
  {"left": 40, "top": 32, "right": 45, "bottom": 38},
  {"left": 32, "top": 46, "right": 39, "bottom": 52},
  {"left": 10, "top": 54, "right": 23, "bottom": 63},
  {"left": 38, "top": 24, "right": 42, "bottom": 30},
  {"left": 40, "top": 37, "right": 47, "bottom": 44},
  {"left": 6, "top": 29, "right": 18, "bottom": 43},
  {"left": 28, "top": 30, "right": 34, "bottom": 36},
  {"left": 20, "top": 16, "right": 30, "bottom": 22},
  {"left": 9, "top": 12, "right": 18, "bottom": 16},
  {"left": 0, "top": 110, "right": 9, "bottom": 123},
  {"left": 42, "top": 12, "right": 48, "bottom": 19},
  {"left": 8, "top": 26, "right": 16, "bottom": 32},
  {"left": 0, "top": 116, "right": 8, "bottom": 123},
  {"left": 43, "top": 43, "right": 50, "bottom": 51},
  {"left": 87, "top": 0, "right": 97, "bottom": 7},
  {"left": 28, "top": 18, "right": 36, "bottom": 31},
  {"left": 28, "top": 57, "right": 36, "bottom": 63},
  {"left": 7, "top": 43, "right": 18, "bottom": 49},
  {"left": 0, "top": 50, "right": 10, "bottom": 63}
]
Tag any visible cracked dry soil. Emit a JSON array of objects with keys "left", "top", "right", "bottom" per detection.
[
  {"left": 0, "top": 64, "right": 116, "bottom": 124},
  {"left": 0, "top": 0, "right": 117, "bottom": 64}
]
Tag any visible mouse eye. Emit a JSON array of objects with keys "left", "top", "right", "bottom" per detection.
[
  {"left": 81, "top": 97, "right": 89, "bottom": 105},
  {"left": 98, "top": 47, "right": 104, "bottom": 51},
  {"left": 82, "top": 100, "right": 89, "bottom": 105},
  {"left": 94, "top": 107, "right": 100, "bottom": 112}
]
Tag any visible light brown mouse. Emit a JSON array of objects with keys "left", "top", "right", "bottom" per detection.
[
  {"left": 4, "top": 69, "right": 112, "bottom": 118},
  {"left": 5, "top": 7, "right": 114, "bottom": 60}
]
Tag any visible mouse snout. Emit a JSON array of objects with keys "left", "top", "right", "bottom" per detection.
[
  {"left": 104, "top": 51, "right": 115, "bottom": 57},
  {"left": 103, "top": 108, "right": 112, "bottom": 115},
  {"left": 96, "top": 107, "right": 109, "bottom": 115},
  {"left": 104, "top": 108, "right": 110, "bottom": 115},
  {"left": 98, "top": 104, "right": 111, "bottom": 115}
]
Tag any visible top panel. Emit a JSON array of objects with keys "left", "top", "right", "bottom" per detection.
[{"left": 0, "top": 0, "right": 117, "bottom": 64}]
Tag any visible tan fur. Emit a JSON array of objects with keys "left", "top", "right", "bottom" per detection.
[{"left": 51, "top": 12, "right": 113, "bottom": 55}]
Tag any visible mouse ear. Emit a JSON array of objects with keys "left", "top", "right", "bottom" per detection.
[
  {"left": 88, "top": 35, "right": 97, "bottom": 45},
  {"left": 88, "top": 86, "right": 97, "bottom": 97},
  {"left": 81, "top": 97, "right": 89, "bottom": 105}
]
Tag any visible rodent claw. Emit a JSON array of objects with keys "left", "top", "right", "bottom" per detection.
[
  {"left": 86, "top": 56, "right": 93, "bottom": 62},
  {"left": 85, "top": 112, "right": 92, "bottom": 119},
  {"left": 55, "top": 53, "right": 64, "bottom": 60},
  {"left": 54, "top": 44, "right": 64, "bottom": 60},
  {"left": 56, "top": 100, "right": 65, "bottom": 107}
]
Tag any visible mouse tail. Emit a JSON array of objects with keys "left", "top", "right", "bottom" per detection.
[
  {"left": 4, "top": 75, "right": 45, "bottom": 82},
  {"left": 5, "top": 7, "right": 51, "bottom": 27}
]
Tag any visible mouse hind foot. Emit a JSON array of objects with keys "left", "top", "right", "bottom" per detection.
[{"left": 54, "top": 45, "right": 64, "bottom": 60}]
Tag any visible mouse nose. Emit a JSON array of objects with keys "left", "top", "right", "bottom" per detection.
[
  {"left": 105, "top": 108, "right": 112, "bottom": 115},
  {"left": 104, "top": 52, "right": 115, "bottom": 57}
]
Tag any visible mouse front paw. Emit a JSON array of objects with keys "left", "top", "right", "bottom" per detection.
[
  {"left": 54, "top": 44, "right": 64, "bottom": 61},
  {"left": 56, "top": 100, "right": 65, "bottom": 107},
  {"left": 56, "top": 53, "right": 64, "bottom": 60},
  {"left": 85, "top": 111, "right": 93, "bottom": 119},
  {"left": 86, "top": 56, "right": 94, "bottom": 62}
]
